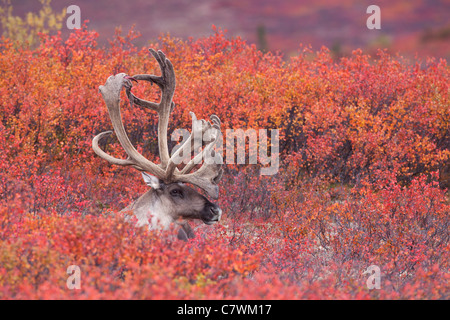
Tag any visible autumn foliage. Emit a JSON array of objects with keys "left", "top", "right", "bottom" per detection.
[{"left": 0, "top": 25, "right": 449, "bottom": 299}]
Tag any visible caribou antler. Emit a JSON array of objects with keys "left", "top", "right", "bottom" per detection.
[
  {"left": 125, "top": 49, "right": 175, "bottom": 168},
  {"left": 92, "top": 49, "right": 223, "bottom": 199}
]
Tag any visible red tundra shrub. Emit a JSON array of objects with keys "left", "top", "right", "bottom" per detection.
[
  {"left": 0, "top": 201, "right": 264, "bottom": 299},
  {"left": 283, "top": 48, "right": 449, "bottom": 184},
  {"left": 0, "top": 25, "right": 448, "bottom": 299},
  {"left": 270, "top": 173, "right": 449, "bottom": 299}
]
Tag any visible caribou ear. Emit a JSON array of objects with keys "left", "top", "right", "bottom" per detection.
[
  {"left": 142, "top": 172, "right": 161, "bottom": 189},
  {"left": 177, "top": 221, "right": 195, "bottom": 241}
]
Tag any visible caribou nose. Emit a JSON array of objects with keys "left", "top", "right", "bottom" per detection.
[
  {"left": 208, "top": 206, "right": 222, "bottom": 222},
  {"left": 202, "top": 204, "right": 222, "bottom": 225}
]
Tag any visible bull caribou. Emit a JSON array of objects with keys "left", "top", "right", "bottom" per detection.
[{"left": 92, "top": 49, "right": 223, "bottom": 240}]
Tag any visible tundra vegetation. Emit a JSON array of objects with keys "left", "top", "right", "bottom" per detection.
[{"left": 0, "top": 5, "right": 448, "bottom": 299}]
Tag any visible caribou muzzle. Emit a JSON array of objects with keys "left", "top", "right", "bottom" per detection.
[{"left": 201, "top": 204, "right": 222, "bottom": 225}]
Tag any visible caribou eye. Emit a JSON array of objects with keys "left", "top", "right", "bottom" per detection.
[{"left": 170, "top": 189, "right": 184, "bottom": 198}]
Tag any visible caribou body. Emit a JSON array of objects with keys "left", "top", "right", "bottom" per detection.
[{"left": 92, "top": 49, "right": 223, "bottom": 239}]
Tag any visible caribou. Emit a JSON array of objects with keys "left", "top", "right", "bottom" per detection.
[{"left": 92, "top": 49, "right": 223, "bottom": 240}]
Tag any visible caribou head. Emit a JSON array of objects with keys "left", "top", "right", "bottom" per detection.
[{"left": 92, "top": 49, "right": 223, "bottom": 240}]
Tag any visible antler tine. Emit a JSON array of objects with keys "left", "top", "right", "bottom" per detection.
[
  {"left": 93, "top": 131, "right": 136, "bottom": 167},
  {"left": 169, "top": 112, "right": 223, "bottom": 199},
  {"left": 93, "top": 73, "right": 166, "bottom": 179},
  {"left": 164, "top": 112, "right": 207, "bottom": 180},
  {"left": 176, "top": 156, "right": 224, "bottom": 200},
  {"left": 179, "top": 114, "right": 221, "bottom": 175},
  {"left": 162, "top": 111, "right": 223, "bottom": 198},
  {"left": 125, "top": 48, "right": 176, "bottom": 169}
]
